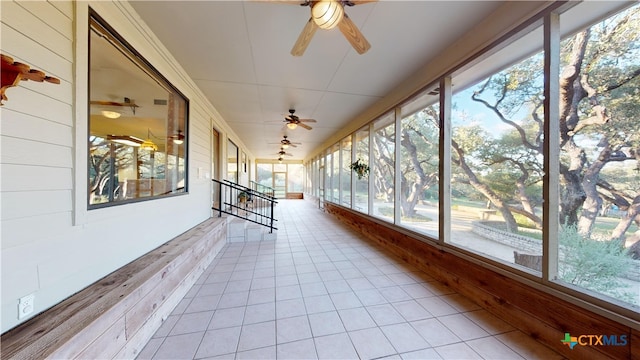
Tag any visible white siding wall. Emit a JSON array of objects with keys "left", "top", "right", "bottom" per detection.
[{"left": 0, "top": 1, "right": 245, "bottom": 333}]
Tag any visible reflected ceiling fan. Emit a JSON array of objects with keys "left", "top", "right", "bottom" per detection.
[
  {"left": 287, "top": 0, "right": 375, "bottom": 56},
  {"left": 282, "top": 109, "right": 316, "bottom": 130},
  {"left": 90, "top": 97, "right": 139, "bottom": 118},
  {"left": 269, "top": 135, "right": 301, "bottom": 149}
]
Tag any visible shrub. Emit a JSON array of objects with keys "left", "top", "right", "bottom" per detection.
[{"left": 558, "top": 226, "right": 636, "bottom": 304}]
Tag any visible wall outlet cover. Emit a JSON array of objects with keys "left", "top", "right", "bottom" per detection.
[{"left": 18, "top": 294, "right": 35, "bottom": 319}]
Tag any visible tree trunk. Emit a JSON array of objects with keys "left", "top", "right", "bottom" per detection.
[
  {"left": 452, "top": 140, "right": 519, "bottom": 233},
  {"left": 610, "top": 196, "right": 640, "bottom": 243}
]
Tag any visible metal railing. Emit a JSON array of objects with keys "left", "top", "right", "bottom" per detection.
[
  {"left": 212, "top": 179, "right": 277, "bottom": 233},
  {"left": 250, "top": 180, "right": 275, "bottom": 198}
]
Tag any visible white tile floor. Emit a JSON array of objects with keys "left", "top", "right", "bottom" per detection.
[{"left": 137, "top": 200, "right": 564, "bottom": 360}]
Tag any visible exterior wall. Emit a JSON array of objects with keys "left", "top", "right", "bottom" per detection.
[{"left": 0, "top": 1, "right": 247, "bottom": 333}]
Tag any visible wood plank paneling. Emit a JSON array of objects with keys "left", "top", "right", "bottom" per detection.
[
  {"left": 0, "top": 217, "right": 227, "bottom": 359},
  {"left": 326, "top": 203, "right": 637, "bottom": 360}
]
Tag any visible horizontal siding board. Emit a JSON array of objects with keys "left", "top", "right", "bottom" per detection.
[
  {"left": 1, "top": 136, "right": 72, "bottom": 168},
  {"left": 1, "top": 89, "right": 73, "bottom": 127},
  {"left": 17, "top": 1, "right": 73, "bottom": 40},
  {"left": 48, "top": 0, "right": 74, "bottom": 19},
  {"left": 0, "top": 110, "right": 73, "bottom": 146},
  {"left": 1, "top": 24, "right": 73, "bottom": 82},
  {"left": 1, "top": 164, "right": 72, "bottom": 192},
  {"left": 1, "top": 190, "right": 72, "bottom": 221},
  {"left": 1, "top": 212, "right": 72, "bottom": 249},
  {"left": 1, "top": 1, "right": 73, "bottom": 60}
]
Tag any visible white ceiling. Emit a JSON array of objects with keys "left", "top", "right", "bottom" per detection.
[{"left": 129, "top": 0, "right": 505, "bottom": 161}]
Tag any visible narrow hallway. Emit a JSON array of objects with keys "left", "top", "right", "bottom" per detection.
[{"left": 137, "top": 199, "right": 563, "bottom": 359}]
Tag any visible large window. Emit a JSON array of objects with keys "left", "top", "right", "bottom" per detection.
[
  {"left": 354, "top": 127, "right": 369, "bottom": 213},
  {"left": 340, "top": 136, "right": 352, "bottom": 206},
  {"left": 305, "top": 1, "right": 639, "bottom": 317},
  {"left": 399, "top": 89, "right": 440, "bottom": 238},
  {"left": 450, "top": 27, "right": 544, "bottom": 266},
  {"left": 372, "top": 112, "right": 395, "bottom": 221},
  {"left": 227, "top": 140, "right": 238, "bottom": 183},
  {"left": 555, "top": 3, "right": 640, "bottom": 308},
  {"left": 89, "top": 11, "right": 187, "bottom": 207}
]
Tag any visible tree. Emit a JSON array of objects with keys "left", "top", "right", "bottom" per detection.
[{"left": 450, "top": 5, "right": 640, "bottom": 241}]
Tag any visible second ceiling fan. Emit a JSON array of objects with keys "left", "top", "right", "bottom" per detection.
[
  {"left": 289, "top": 0, "right": 375, "bottom": 56},
  {"left": 283, "top": 109, "right": 316, "bottom": 130}
]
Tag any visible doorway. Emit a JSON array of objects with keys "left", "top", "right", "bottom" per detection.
[{"left": 273, "top": 172, "right": 286, "bottom": 199}]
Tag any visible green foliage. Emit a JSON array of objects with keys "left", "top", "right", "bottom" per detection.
[
  {"left": 513, "top": 214, "right": 537, "bottom": 229},
  {"left": 558, "top": 226, "right": 636, "bottom": 304}
]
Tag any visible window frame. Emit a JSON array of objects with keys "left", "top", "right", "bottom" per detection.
[{"left": 88, "top": 9, "right": 189, "bottom": 209}]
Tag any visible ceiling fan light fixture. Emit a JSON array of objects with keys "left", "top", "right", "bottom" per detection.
[
  {"left": 312, "top": 0, "right": 344, "bottom": 30},
  {"left": 172, "top": 130, "right": 185, "bottom": 145},
  {"left": 101, "top": 110, "right": 121, "bottom": 119},
  {"left": 287, "top": 122, "right": 298, "bottom": 130},
  {"left": 281, "top": 143, "right": 289, "bottom": 149},
  {"left": 141, "top": 139, "right": 158, "bottom": 151}
]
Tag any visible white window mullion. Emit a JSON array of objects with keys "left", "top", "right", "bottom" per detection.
[
  {"left": 440, "top": 77, "right": 452, "bottom": 244},
  {"left": 543, "top": 12, "right": 560, "bottom": 281},
  {"left": 394, "top": 107, "right": 402, "bottom": 224}
]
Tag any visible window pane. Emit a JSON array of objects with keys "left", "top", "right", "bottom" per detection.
[
  {"left": 354, "top": 127, "right": 369, "bottom": 213},
  {"left": 450, "top": 28, "right": 544, "bottom": 268},
  {"left": 288, "top": 164, "right": 304, "bottom": 193},
  {"left": 257, "top": 163, "right": 272, "bottom": 189},
  {"left": 324, "top": 150, "right": 331, "bottom": 201},
  {"left": 556, "top": 3, "right": 640, "bottom": 308},
  {"left": 372, "top": 112, "right": 395, "bottom": 221},
  {"left": 227, "top": 140, "right": 238, "bottom": 182},
  {"left": 89, "top": 13, "right": 187, "bottom": 207},
  {"left": 399, "top": 89, "right": 440, "bottom": 238},
  {"left": 331, "top": 144, "right": 340, "bottom": 203},
  {"left": 341, "top": 136, "right": 352, "bottom": 207}
]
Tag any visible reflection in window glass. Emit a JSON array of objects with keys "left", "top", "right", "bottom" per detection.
[
  {"left": 556, "top": 3, "right": 639, "bottom": 308},
  {"left": 89, "top": 12, "right": 187, "bottom": 207},
  {"left": 399, "top": 91, "right": 440, "bottom": 238},
  {"left": 372, "top": 112, "right": 395, "bottom": 221},
  {"left": 354, "top": 127, "right": 369, "bottom": 213},
  {"left": 341, "top": 136, "right": 352, "bottom": 206},
  {"left": 450, "top": 32, "right": 544, "bottom": 266},
  {"left": 227, "top": 140, "right": 238, "bottom": 183}
]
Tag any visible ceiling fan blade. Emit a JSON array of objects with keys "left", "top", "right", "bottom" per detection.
[
  {"left": 257, "top": 0, "right": 306, "bottom": 4},
  {"left": 298, "top": 122, "right": 313, "bottom": 130},
  {"left": 299, "top": 118, "right": 317, "bottom": 123},
  {"left": 338, "top": 13, "right": 371, "bottom": 55},
  {"left": 291, "top": 17, "right": 318, "bottom": 56},
  {"left": 346, "top": 0, "right": 377, "bottom": 4}
]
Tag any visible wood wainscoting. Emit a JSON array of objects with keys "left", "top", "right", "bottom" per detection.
[
  {"left": 325, "top": 203, "right": 638, "bottom": 360},
  {"left": 1, "top": 217, "right": 228, "bottom": 359}
]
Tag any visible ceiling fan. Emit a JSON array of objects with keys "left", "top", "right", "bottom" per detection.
[
  {"left": 276, "top": 147, "right": 294, "bottom": 157},
  {"left": 288, "top": 0, "right": 375, "bottom": 56},
  {"left": 283, "top": 109, "right": 316, "bottom": 130},
  {"left": 169, "top": 130, "right": 185, "bottom": 145},
  {"left": 270, "top": 135, "right": 301, "bottom": 149}
]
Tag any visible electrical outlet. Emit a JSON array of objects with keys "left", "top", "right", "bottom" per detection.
[{"left": 18, "top": 294, "right": 35, "bottom": 319}]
